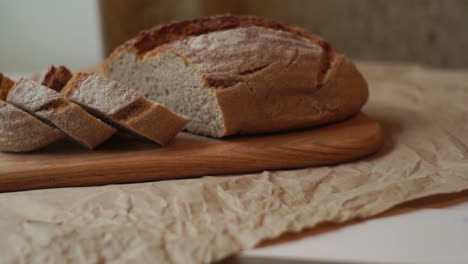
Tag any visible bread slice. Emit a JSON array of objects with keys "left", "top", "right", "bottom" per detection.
[
  {"left": 40, "top": 65, "right": 73, "bottom": 92},
  {"left": 63, "top": 73, "right": 189, "bottom": 145},
  {"left": 7, "top": 75, "right": 116, "bottom": 149},
  {"left": 0, "top": 74, "right": 64, "bottom": 152},
  {"left": 103, "top": 15, "right": 368, "bottom": 137},
  {"left": 0, "top": 73, "right": 15, "bottom": 101}
]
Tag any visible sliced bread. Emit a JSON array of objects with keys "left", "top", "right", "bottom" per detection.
[
  {"left": 63, "top": 73, "right": 189, "bottom": 145},
  {"left": 0, "top": 74, "right": 64, "bottom": 152},
  {"left": 7, "top": 75, "right": 116, "bottom": 149},
  {"left": 0, "top": 73, "right": 15, "bottom": 100},
  {"left": 103, "top": 15, "right": 368, "bottom": 137},
  {"left": 40, "top": 65, "right": 73, "bottom": 92}
]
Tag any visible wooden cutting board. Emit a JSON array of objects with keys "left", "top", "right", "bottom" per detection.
[{"left": 0, "top": 113, "right": 383, "bottom": 192}]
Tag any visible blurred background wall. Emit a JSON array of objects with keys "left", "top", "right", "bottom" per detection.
[
  {"left": 0, "top": 0, "right": 102, "bottom": 74},
  {"left": 1, "top": 0, "right": 467, "bottom": 74}
]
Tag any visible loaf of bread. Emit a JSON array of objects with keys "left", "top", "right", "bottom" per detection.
[
  {"left": 0, "top": 74, "right": 65, "bottom": 152},
  {"left": 63, "top": 73, "right": 189, "bottom": 145},
  {"left": 7, "top": 72, "right": 116, "bottom": 149},
  {"left": 103, "top": 15, "right": 368, "bottom": 137}
]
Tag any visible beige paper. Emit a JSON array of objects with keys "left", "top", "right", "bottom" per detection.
[{"left": 0, "top": 63, "right": 467, "bottom": 264}]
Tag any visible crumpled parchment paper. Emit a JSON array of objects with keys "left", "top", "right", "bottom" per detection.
[{"left": 0, "top": 63, "right": 467, "bottom": 264}]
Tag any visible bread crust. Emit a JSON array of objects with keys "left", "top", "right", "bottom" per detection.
[
  {"left": 0, "top": 73, "right": 15, "bottom": 101},
  {"left": 1, "top": 74, "right": 64, "bottom": 152},
  {"left": 103, "top": 15, "right": 368, "bottom": 137},
  {"left": 0, "top": 101, "right": 66, "bottom": 152},
  {"left": 7, "top": 77, "right": 116, "bottom": 149},
  {"left": 64, "top": 73, "right": 189, "bottom": 145},
  {"left": 40, "top": 65, "right": 73, "bottom": 92},
  {"left": 124, "top": 14, "right": 326, "bottom": 54},
  {"left": 103, "top": 15, "right": 330, "bottom": 81}
]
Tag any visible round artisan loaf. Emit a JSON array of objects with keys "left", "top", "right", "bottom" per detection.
[{"left": 103, "top": 15, "right": 368, "bottom": 137}]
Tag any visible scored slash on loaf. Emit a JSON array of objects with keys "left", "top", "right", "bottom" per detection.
[{"left": 62, "top": 73, "right": 189, "bottom": 146}]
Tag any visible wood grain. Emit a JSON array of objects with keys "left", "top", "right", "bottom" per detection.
[{"left": 0, "top": 113, "right": 383, "bottom": 192}]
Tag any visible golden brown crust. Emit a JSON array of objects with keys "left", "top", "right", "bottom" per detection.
[
  {"left": 103, "top": 15, "right": 332, "bottom": 75},
  {"left": 212, "top": 53, "right": 368, "bottom": 136},
  {"left": 125, "top": 15, "right": 326, "bottom": 54},
  {"left": 65, "top": 73, "right": 189, "bottom": 145},
  {"left": 103, "top": 15, "right": 368, "bottom": 137},
  {"left": 47, "top": 103, "right": 117, "bottom": 149},
  {"left": 0, "top": 74, "right": 66, "bottom": 152},
  {"left": 61, "top": 73, "right": 87, "bottom": 98},
  {"left": 123, "top": 101, "right": 189, "bottom": 145},
  {"left": 110, "top": 97, "right": 151, "bottom": 122},
  {"left": 8, "top": 77, "right": 116, "bottom": 149},
  {"left": 166, "top": 26, "right": 323, "bottom": 90},
  {"left": 322, "top": 54, "right": 369, "bottom": 114},
  {"left": 0, "top": 101, "right": 65, "bottom": 152},
  {"left": 40, "top": 65, "right": 73, "bottom": 92},
  {"left": 0, "top": 73, "right": 15, "bottom": 101}
]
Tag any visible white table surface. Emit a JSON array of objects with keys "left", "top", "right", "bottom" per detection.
[{"left": 241, "top": 201, "right": 468, "bottom": 264}]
